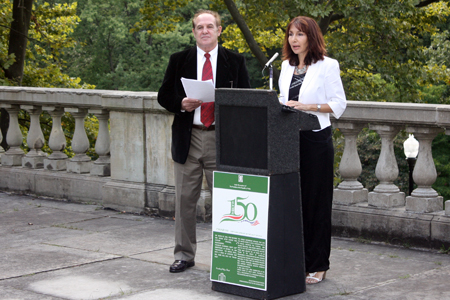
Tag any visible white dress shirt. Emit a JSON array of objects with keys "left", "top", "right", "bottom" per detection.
[{"left": 193, "top": 45, "right": 218, "bottom": 125}]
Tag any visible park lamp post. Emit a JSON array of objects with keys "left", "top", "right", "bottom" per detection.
[{"left": 403, "top": 134, "right": 419, "bottom": 196}]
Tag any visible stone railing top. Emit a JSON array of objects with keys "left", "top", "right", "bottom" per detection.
[
  {"left": 336, "top": 100, "right": 450, "bottom": 128},
  {"left": 1, "top": 87, "right": 450, "bottom": 125},
  {"left": 0, "top": 86, "right": 160, "bottom": 113}
]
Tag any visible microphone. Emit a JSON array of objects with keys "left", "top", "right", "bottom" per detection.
[
  {"left": 262, "top": 52, "right": 279, "bottom": 91},
  {"left": 264, "top": 52, "right": 279, "bottom": 67}
]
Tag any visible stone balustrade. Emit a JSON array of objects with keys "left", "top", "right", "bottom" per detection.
[
  {"left": 0, "top": 86, "right": 449, "bottom": 249},
  {"left": 331, "top": 101, "right": 450, "bottom": 248},
  {"left": 332, "top": 101, "right": 450, "bottom": 212}
]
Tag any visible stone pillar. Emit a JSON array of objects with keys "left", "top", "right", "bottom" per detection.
[
  {"left": 444, "top": 129, "right": 450, "bottom": 216},
  {"left": 65, "top": 108, "right": 91, "bottom": 173},
  {"left": 102, "top": 109, "right": 146, "bottom": 212},
  {"left": 0, "top": 104, "right": 24, "bottom": 166},
  {"left": 405, "top": 126, "right": 444, "bottom": 213},
  {"left": 333, "top": 121, "right": 368, "bottom": 205},
  {"left": 43, "top": 107, "right": 68, "bottom": 171},
  {"left": 21, "top": 105, "right": 46, "bottom": 169},
  {"left": 368, "top": 124, "right": 405, "bottom": 207},
  {"left": 89, "top": 109, "right": 110, "bottom": 176}
]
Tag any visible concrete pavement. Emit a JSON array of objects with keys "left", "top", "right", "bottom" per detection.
[{"left": 1, "top": 191, "right": 450, "bottom": 300}]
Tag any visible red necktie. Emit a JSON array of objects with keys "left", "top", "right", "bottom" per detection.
[{"left": 201, "top": 53, "right": 214, "bottom": 128}]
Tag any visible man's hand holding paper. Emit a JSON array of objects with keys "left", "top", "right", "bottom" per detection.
[
  {"left": 181, "top": 77, "right": 215, "bottom": 103},
  {"left": 181, "top": 98, "right": 202, "bottom": 112}
]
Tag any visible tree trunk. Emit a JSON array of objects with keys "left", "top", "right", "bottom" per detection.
[
  {"left": 2, "top": 0, "right": 33, "bottom": 148},
  {"left": 4, "top": 0, "right": 34, "bottom": 85},
  {"left": 223, "top": 0, "right": 280, "bottom": 85}
]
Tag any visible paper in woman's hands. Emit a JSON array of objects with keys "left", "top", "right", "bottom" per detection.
[{"left": 181, "top": 77, "right": 215, "bottom": 103}]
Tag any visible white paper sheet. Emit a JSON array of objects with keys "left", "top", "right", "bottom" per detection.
[{"left": 181, "top": 77, "right": 215, "bottom": 103}]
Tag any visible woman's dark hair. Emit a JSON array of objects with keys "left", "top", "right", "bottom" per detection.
[{"left": 282, "top": 16, "right": 326, "bottom": 67}]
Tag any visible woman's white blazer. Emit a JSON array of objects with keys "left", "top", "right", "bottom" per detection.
[{"left": 278, "top": 56, "right": 347, "bottom": 130}]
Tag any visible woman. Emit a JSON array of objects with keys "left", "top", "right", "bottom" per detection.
[{"left": 278, "top": 16, "right": 347, "bottom": 284}]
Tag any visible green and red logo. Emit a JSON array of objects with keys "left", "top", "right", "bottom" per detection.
[{"left": 220, "top": 196, "right": 260, "bottom": 226}]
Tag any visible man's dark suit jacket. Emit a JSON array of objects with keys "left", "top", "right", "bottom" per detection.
[{"left": 158, "top": 45, "right": 251, "bottom": 164}]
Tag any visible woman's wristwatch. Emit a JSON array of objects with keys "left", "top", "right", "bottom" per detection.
[{"left": 317, "top": 104, "right": 321, "bottom": 112}]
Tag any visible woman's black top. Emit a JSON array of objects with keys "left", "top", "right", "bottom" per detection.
[{"left": 288, "top": 73, "right": 306, "bottom": 101}]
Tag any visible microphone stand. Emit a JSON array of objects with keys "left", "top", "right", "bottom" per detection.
[
  {"left": 269, "top": 64, "right": 274, "bottom": 90},
  {"left": 262, "top": 64, "right": 274, "bottom": 91},
  {"left": 262, "top": 52, "right": 279, "bottom": 90}
]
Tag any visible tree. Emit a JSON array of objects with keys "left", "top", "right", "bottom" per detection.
[
  {"left": 0, "top": 0, "right": 32, "bottom": 148},
  {"left": 63, "top": 0, "right": 216, "bottom": 91},
  {"left": 141, "top": 0, "right": 450, "bottom": 102},
  {"left": 0, "top": 0, "right": 94, "bottom": 151},
  {"left": 2, "top": 0, "right": 33, "bottom": 85},
  {"left": 225, "top": 0, "right": 450, "bottom": 101},
  {"left": 0, "top": 0, "right": 92, "bottom": 88}
]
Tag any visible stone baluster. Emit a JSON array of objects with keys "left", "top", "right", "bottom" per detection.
[
  {"left": 0, "top": 104, "right": 24, "bottom": 166},
  {"left": 65, "top": 108, "right": 91, "bottom": 173},
  {"left": 43, "top": 107, "right": 68, "bottom": 171},
  {"left": 405, "top": 126, "right": 444, "bottom": 212},
  {"left": 332, "top": 121, "right": 368, "bottom": 205},
  {"left": 368, "top": 125, "right": 405, "bottom": 207},
  {"left": 89, "top": 109, "right": 110, "bottom": 176},
  {"left": 21, "top": 105, "right": 46, "bottom": 169}
]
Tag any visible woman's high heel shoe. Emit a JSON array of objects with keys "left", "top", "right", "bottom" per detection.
[{"left": 306, "top": 271, "right": 326, "bottom": 284}]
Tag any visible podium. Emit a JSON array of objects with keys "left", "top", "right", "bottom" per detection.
[{"left": 210, "top": 88, "right": 320, "bottom": 299}]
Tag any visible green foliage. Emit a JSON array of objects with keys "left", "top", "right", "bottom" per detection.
[
  {"left": 357, "top": 129, "right": 381, "bottom": 191},
  {"left": 0, "top": 1, "right": 96, "bottom": 157},
  {"left": 432, "top": 133, "right": 450, "bottom": 201},
  {"left": 425, "top": 23, "right": 450, "bottom": 67},
  {"left": 62, "top": 0, "right": 200, "bottom": 91},
  {"left": 213, "top": 0, "right": 450, "bottom": 102},
  {"left": 138, "top": 0, "right": 450, "bottom": 101},
  {"left": 0, "top": 0, "right": 95, "bottom": 88},
  {"left": 64, "top": 0, "right": 266, "bottom": 90},
  {"left": 0, "top": 1, "right": 14, "bottom": 85},
  {"left": 419, "top": 83, "right": 450, "bottom": 104},
  {"left": 328, "top": 1, "right": 450, "bottom": 102},
  {"left": 137, "top": 0, "right": 192, "bottom": 34}
]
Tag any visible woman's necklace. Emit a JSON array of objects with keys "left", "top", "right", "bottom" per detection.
[{"left": 295, "top": 65, "right": 307, "bottom": 75}]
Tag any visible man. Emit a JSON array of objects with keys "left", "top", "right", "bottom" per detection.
[{"left": 158, "top": 10, "right": 251, "bottom": 273}]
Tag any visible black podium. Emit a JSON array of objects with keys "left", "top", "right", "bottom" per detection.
[{"left": 211, "top": 88, "right": 319, "bottom": 299}]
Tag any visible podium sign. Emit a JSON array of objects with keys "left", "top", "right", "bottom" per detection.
[{"left": 211, "top": 171, "right": 270, "bottom": 290}]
